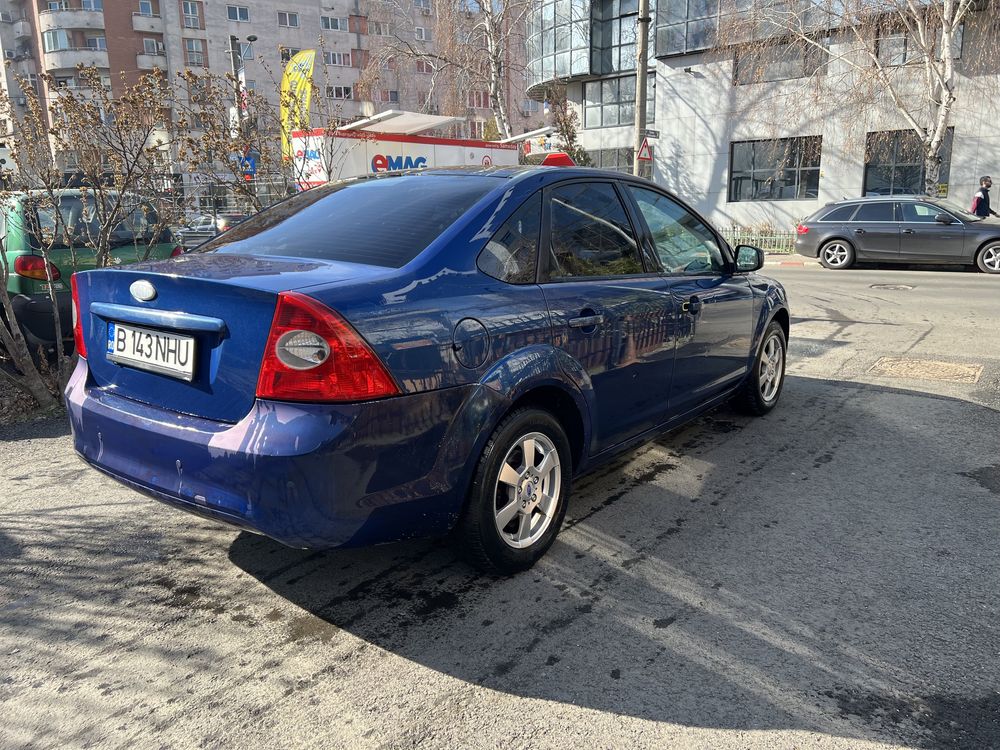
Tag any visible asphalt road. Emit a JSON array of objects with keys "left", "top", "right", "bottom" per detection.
[{"left": 1, "top": 265, "right": 999, "bottom": 750}]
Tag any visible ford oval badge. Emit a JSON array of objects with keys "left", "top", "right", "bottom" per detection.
[{"left": 130, "top": 279, "right": 157, "bottom": 302}]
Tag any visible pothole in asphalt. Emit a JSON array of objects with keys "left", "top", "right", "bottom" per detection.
[
  {"left": 870, "top": 284, "right": 915, "bottom": 290},
  {"left": 868, "top": 357, "right": 983, "bottom": 383}
]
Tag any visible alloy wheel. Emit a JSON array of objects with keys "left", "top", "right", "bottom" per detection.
[
  {"left": 494, "top": 431, "right": 562, "bottom": 549},
  {"left": 981, "top": 245, "right": 1000, "bottom": 273},
  {"left": 759, "top": 334, "right": 784, "bottom": 403},
  {"left": 823, "top": 242, "right": 851, "bottom": 268}
]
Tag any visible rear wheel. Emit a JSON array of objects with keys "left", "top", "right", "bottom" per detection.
[
  {"left": 457, "top": 408, "right": 571, "bottom": 574},
  {"left": 819, "top": 240, "right": 855, "bottom": 270},
  {"left": 735, "top": 321, "right": 786, "bottom": 416},
  {"left": 976, "top": 242, "right": 1000, "bottom": 274}
]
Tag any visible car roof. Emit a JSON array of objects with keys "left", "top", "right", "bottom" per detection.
[{"left": 822, "top": 194, "right": 940, "bottom": 206}]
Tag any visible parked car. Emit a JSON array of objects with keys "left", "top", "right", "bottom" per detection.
[
  {"left": 66, "top": 167, "right": 789, "bottom": 573},
  {"left": 2, "top": 190, "right": 181, "bottom": 358},
  {"left": 796, "top": 195, "right": 1000, "bottom": 272},
  {"left": 176, "top": 213, "right": 249, "bottom": 249}
]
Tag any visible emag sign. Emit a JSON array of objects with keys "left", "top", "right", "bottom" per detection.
[{"left": 371, "top": 154, "right": 428, "bottom": 172}]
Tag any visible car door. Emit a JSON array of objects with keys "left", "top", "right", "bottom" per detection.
[
  {"left": 623, "top": 184, "right": 754, "bottom": 417},
  {"left": 897, "top": 201, "right": 967, "bottom": 262},
  {"left": 540, "top": 180, "right": 677, "bottom": 454},
  {"left": 849, "top": 201, "right": 900, "bottom": 259}
]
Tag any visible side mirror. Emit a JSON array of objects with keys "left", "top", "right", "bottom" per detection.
[
  {"left": 735, "top": 244, "right": 764, "bottom": 273},
  {"left": 935, "top": 213, "right": 954, "bottom": 225}
]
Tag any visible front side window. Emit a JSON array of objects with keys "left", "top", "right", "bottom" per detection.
[
  {"left": 478, "top": 193, "right": 541, "bottom": 284},
  {"left": 729, "top": 136, "right": 821, "bottom": 202},
  {"left": 629, "top": 186, "right": 725, "bottom": 275},
  {"left": 853, "top": 202, "right": 895, "bottom": 222},
  {"left": 900, "top": 202, "right": 943, "bottom": 223},
  {"left": 546, "top": 182, "right": 642, "bottom": 279}
]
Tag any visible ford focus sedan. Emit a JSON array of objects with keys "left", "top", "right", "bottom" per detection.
[
  {"left": 66, "top": 167, "right": 789, "bottom": 574},
  {"left": 796, "top": 195, "right": 1000, "bottom": 272}
]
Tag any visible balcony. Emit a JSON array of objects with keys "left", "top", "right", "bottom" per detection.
[
  {"left": 42, "top": 47, "right": 109, "bottom": 71},
  {"left": 136, "top": 52, "right": 166, "bottom": 70},
  {"left": 132, "top": 12, "right": 163, "bottom": 33},
  {"left": 38, "top": 8, "right": 104, "bottom": 33},
  {"left": 13, "top": 19, "right": 30, "bottom": 39}
]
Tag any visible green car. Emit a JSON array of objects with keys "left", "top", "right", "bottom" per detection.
[{"left": 2, "top": 190, "right": 181, "bottom": 357}]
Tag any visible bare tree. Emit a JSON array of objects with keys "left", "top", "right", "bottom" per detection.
[{"left": 718, "top": 0, "right": 997, "bottom": 195}]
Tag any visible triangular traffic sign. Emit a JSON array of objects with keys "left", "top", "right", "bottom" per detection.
[{"left": 637, "top": 137, "right": 653, "bottom": 161}]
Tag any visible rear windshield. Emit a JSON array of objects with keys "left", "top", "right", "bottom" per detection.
[{"left": 198, "top": 175, "right": 496, "bottom": 267}]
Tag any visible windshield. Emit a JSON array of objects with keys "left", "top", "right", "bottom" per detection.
[
  {"left": 29, "top": 195, "right": 163, "bottom": 249},
  {"left": 935, "top": 199, "right": 981, "bottom": 222},
  {"left": 197, "top": 175, "right": 497, "bottom": 268}
]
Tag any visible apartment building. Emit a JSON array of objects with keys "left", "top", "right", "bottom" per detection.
[{"left": 525, "top": 0, "right": 1000, "bottom": 230}]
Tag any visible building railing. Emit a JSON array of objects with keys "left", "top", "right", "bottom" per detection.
[{"left": 720, "top": 226, "right": 796, "bottom": 254}]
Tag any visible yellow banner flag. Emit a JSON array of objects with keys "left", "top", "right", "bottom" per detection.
[{"left": 280, "top": 49, "right": 316, "bottom": 160}]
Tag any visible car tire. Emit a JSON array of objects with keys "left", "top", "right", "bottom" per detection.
[
  {"left": 734, "top": 320, "right": 787, "bottom": 416},
  {"left": 975, "top": 242, "right": 1000, "bottom": 274},
  {"left": 819, "top": 240, "right": 855, "bottom": 270},
  {"left": 457, "top": 408, "right": 572, "bottom": 574}
]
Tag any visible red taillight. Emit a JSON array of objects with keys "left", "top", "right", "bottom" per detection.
[
  {"left": 541, "top": 152, "right": 576, "bottom": 167},
  {"left": 796, "top": 224, "right": 810, "bottom": 235},
  {"left": 256, "top": 291, "right": 399, "bottom": 403},
  {"left": 170, "top": 246, "right": 185, "bottom": 257},
  {"left": 14, "top": 255, "right": 61, "bottom": 281},
  {"left": 71, "top": 273, "right": 86, "bottom": 358}
]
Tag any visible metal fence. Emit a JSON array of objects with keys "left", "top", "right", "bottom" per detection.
[{"left": 720, "top": 227, "right": 797, "bottom": 254}]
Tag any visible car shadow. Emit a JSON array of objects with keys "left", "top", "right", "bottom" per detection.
[{"left": 228, "top": 375, "right": 1000, "bottom": 748}]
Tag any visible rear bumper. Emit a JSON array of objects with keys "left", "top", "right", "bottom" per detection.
[
  {"left": 64, "top": 358, "right": 508, "bottom": 549},
  {"left": 794, "top": 236, "right": 819, "bottom": 258},
  {"left": 10, "top": 292, "right": 73, "bottom": 350}
]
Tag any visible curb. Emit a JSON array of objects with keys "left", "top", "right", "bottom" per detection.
[{"left": 763, "top": 254, "right": 818, "bottom": 267}]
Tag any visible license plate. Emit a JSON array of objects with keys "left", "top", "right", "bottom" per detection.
[{"left": 106, "top": 322, "right": 196, "bottom": 381}]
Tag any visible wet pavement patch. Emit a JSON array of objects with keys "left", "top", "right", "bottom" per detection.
[{"left": 868, "top": 357, "right": 983, "bottom": 383}]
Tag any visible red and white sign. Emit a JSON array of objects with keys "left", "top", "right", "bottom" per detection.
[{"left": 637, "top": 138, "right": 653, "bottom": 162}]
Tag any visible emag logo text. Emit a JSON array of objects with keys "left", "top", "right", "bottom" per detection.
[{"left": 371, "top": 154, "right": 428, "bottom": 172}]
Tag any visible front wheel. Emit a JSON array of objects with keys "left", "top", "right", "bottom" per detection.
[
  {"left": 819, "top": 240, "right": 855, "bottom": 269},
  {"left": 976, "top": 242, "right": 1000, "bottom": 274},
  {"left": 456, "top": 408, "right": 571, "bottom": 574},
  {"left": 735, "top": 321, "right": 787, "bottom": 416}
]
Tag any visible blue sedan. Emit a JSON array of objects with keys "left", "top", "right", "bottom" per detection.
[{"left": 66, "top": 167, "right": 789, "bottom": 573}]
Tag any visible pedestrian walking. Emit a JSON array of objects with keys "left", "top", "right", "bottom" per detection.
[{"left": 971, "top": 176, "right": 999, "bottom": 218}]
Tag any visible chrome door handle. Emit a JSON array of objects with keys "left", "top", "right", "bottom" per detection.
[
  {"left": 903, "top": 229, "right": 914, "bottom": 234},
  {"left": 568, "top": 314, "right": 605, "bottom": 328},
  {"left": 854, "top": 228, "right": 866, "bottom": 234}
]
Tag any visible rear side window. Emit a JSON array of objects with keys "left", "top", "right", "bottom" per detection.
[
  {"left": 853, "top": 202, "right": 895, "bottom": 222},
  {"left": 820, "top": 205, "right": 857, "bottom": 222},
  {"left": 545, "top": 182, "right": 642, "bottom": 279},
  {"left": 198, "top": 176, "right": 495, "bottom": 267},
  {"left": 477, "top": 193, "right": 540, "bottom": 284}
]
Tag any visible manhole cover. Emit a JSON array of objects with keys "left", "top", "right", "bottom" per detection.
[
  {"left": 868, "top": 357, "right": 983, "bottom": 383},
  {"left": 870, "top": 284, "right": 914, "bottom": 290}
]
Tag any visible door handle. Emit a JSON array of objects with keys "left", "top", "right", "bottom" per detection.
[
  {"left": 568, "top": 314, "right": 604, "bottom": 328},
  {"left": 903, "top": 228, "right": 914, "bottom": 234},
  {"left": 854, "top": 228, "right": 866, "bottom": 235},
  {"left": 682, "top": 295, "right": 702, "bottom": 315}
]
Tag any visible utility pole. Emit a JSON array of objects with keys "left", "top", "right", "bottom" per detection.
[{"left": 632, "top": 0, "right": 651, "bottom": 176}]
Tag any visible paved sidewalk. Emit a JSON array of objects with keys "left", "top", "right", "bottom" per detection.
[{"left": 764, "top": 252, "right": 816, "bottom": 267}]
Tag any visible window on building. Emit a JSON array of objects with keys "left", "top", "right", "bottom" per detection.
[
  {"left": 184, "top": 38, "right": 205, "bottom": 66},
  {"left": 628, "top": 186, "right": 725, "bottom": 274},
  {"left": 321, "top": 15, "right": 348, "bottom": 30},
  {"left": 587, "top": 147, "right": 652, "bottom": 178},
  {"left": 414, "top": 0, "right": 432, "bottom": 9},
  {"left": 81, "top": 0, "right": 103, "bottom": 10},
  {"left": 545, "top": 182, "right": 643, "bottom": 279},
  {"left": 863, "top": 128, "right": 953, "bottom": 197},
  {"left": 278, "top": 11, "right": 299, "bottom": 27},
  {"left": 142, "top": 37, "right": 158, "bottom": 54},
  {"left": 477, "top": 192, "right": 542, "bottom": 284},
  {"left": 370, "top": 21, "right": 391, "bottom": 35},
  {"left": 877, "top": 24, "right": 963, "bottom": 66},
  {"left": 592, "top": 0, "right": 656, "bottom": 74},
  {"left": 729, "top": 137, "right": 822, "bottom": 202},
  {"left": 469, "top": 120, "right": 485, "bottom": 139},
  {"left": 227, "top": 4, "right": 249, "bottom": 21},
  {"left": 240, "top": 41, "right": 253, "bottom": 59},
  {"left": 526, "top": 0, "right": 590, "bottom": 86},
  {"left": 244, "top": 79, "right": 256, "bottom": 90},
  {"left": 415, "top": 26, "right": 431, "bottom": 41},
  {"left": 85, "top": 35, "right": 107, "bottom": 50},
  {"left": 326, "top": 85, "right": 353, "bottom": 99},
  {"left": 380, "top": 89, "right": 400, "bottom": 103},
  {"left": 655, "top": 0, "right": 722, "bottom": 57},
  {"left": 280, "top": 47, "right": 301, "bottom": 63},
  {"left": 54, "top": 76, "right": 75, "bottom": 88},
  {"left": 137, "top": 0, "right": 154, "bottom": 14},
  {"left": 323, "top": 51, "right": 350, "bottom": 66},
  {"left": 734, "top": 39, "right": 827, "bottom": 84},
  {"left": 583, "top": 75, "right": 655, "bottom": 129},
  {"left": 521, "top": 99, "right": 540, "bottom": 113},
  {"left": 42, "top": 30, "right": 70, "bottom": 52},
  {"left": 183, "top": 1, "right": 201, "bottom": 28},
  {"left": 415, "top": 59, "right": 433, "bottom": 73},
  {"left": 46, "top": 1, "right": 68, "bottom": 10},
  {"left": 468, "top": 90, "right": 489, "bottom": 109}
]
